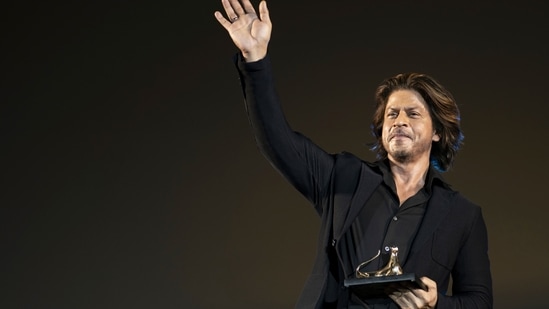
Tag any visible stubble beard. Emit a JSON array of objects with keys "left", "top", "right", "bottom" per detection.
[
  {"left": 387, "top": 140, "right": 432, "bottom": 165},
  {"left": 391, "top": 148, "right": 413, "bottom": 164}
]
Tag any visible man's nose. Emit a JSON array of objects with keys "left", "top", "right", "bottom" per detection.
[{"left": 393, "top": 113, "right": 408, "bottom": 127}]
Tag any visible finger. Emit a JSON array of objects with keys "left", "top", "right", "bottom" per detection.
[
  {"left": 220, "top": 0, "right": 239, "bottom": 21},
  {"left": 421, "top": 276, "right": 435, "bottom": 287},
  {"left": 419, "top": 276, "right": 436, "bottom": 292},
  {"left": 240, "top": 0, "right": 256, "bottom": 14},
  {"left": 214, "top": 11, "right": 232, "bottom": 31},
  {"left": 388, "top": 292, "right": 410, "bottom": 308},
  {"left": 402, "top": 285, "right": 434, "bottom": 309},
  {"left": 387, "top": 289, "right": 405, "bottom": 303},
  {"left": 258, "top": 1, "right": 271, "bottom": 24},
  {"left": 399, "top": 290, "right": 420, "bottom": 308},
  {"left": 228, "top": 0, "right": 246, "bottom": 16},
  {"left": 387, "top": 293, "right": 402, "bottom": 306},
  {"left": 408, "top": 286, "right": 422, "bottom": 297},
  {"left": 387, "top": 293, "right": 399, "bottom": 304},
  {"left": 405, "top": 277, "right": 430, "bottom": 298}
]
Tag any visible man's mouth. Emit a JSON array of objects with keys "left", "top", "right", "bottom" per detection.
[{"left": 390, "top": 131, "right": 411, "bottom": 140}]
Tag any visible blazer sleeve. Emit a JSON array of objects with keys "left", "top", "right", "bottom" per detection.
[
  {"left": 235, "top": 54, "right": 334, "bottom": 212},
  {"left": 437, "top": 205, "right": 493, "bottom": 309}
]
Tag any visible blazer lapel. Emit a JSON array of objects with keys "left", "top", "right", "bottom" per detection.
[
  {"left": 334, "top": 164, "right": 382, "bottom": 241},
  {"left": 404, "top": 186, "right": 452, "bottom": 265}
]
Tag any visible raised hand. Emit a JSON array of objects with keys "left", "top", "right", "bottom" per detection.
[{"left": 214, "top": 0, "right": 272, "bottom": 62}]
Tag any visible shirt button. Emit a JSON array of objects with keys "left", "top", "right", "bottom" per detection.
[
  {"left": 385, "top": 246, "right": 390, "bottom": 252},
  {"left": 393, "top": 216, "right": 398, "bottom": 221}
]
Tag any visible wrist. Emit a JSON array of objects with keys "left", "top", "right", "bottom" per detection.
[{"left": 242, "top": 48, "right": 267, "bottom": 63}]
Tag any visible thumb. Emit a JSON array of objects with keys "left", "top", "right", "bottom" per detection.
[{"left": 258, "top": 1, "right": 271, "bottom": 24}]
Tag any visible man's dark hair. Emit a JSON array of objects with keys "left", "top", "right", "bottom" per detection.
[{"left": 370, "top": 73, "right": 464, "bottom": 172}]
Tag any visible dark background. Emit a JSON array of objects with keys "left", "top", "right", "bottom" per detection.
[{"left": 2, "top": 0, "right": 548, "bottom": 308}]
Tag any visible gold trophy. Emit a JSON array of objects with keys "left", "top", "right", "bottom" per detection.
[
  {"left": 344, "top": 246, "right": 426, "bottom": 299},
  {"left": 355, "top": 246, "right": 403, "bottom": 278}
]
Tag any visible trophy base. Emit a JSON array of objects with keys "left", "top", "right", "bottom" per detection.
[{"left": 344, "top": 273, "right": 427, "bottom": 299}]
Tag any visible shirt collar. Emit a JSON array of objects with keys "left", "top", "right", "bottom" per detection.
[{"left": 375, "top": 159, "right": 449, "bottom": 195}]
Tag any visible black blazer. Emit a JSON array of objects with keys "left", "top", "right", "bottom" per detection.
[{"left": 236, "top": 55, "right": 492, "bottom": 309}]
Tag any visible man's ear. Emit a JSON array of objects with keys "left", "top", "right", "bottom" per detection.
[{"left": 432, "top": 132, "right": 440, "bottom": 142}]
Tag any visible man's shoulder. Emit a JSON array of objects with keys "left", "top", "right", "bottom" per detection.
[
  {"left": 332, "top": 152, "right": 384, "bottom": 186},
  {"left": 334, "top": 152, "right": 380, "bottom": 172},
  {"left": 434, "top": 185, "right": 481, "bottom": 213}
]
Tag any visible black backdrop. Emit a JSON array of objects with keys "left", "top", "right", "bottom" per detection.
[{"left": 3, "top": 1, "right": 548, "bottom": 308}]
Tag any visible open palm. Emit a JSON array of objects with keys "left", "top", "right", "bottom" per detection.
[{"left": 214, "top": 0, "right": 272, "bottom": 62}]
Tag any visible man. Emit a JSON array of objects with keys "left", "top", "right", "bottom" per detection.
[{"left": 214, "top": 1, "right": 493, "bottom": 308}]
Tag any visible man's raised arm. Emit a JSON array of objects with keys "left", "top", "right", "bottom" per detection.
[{"left": 214, "top": 0, "right": 335, "bottom": 209}]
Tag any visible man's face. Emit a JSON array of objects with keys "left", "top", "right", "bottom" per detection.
[{"left": 381, "top": 89, "right": 440, "bottom": 164}]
